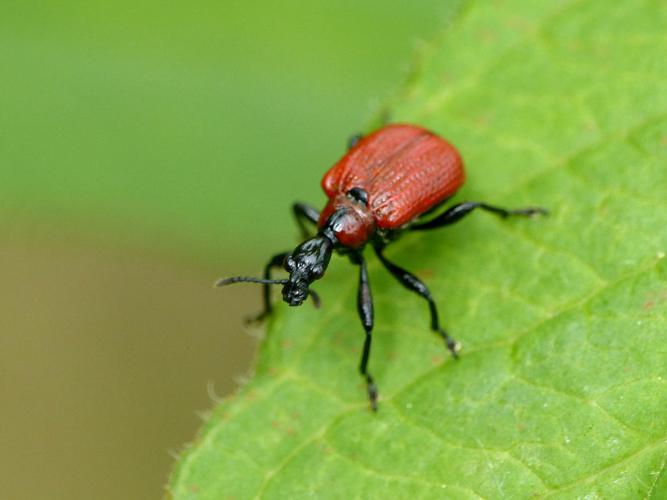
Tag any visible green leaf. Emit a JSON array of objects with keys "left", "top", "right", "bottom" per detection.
[{"left": 170, "top": 0, "right": 667, "bottom": 497}]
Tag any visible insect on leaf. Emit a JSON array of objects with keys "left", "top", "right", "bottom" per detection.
[{"left": 170, "top": 0, "right": 667, "bottom": 497}]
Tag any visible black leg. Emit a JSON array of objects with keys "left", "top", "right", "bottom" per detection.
[
  {"left": 347, "top": 133, "right": 363, "bottom": 150},
  {"left": 292, "top": 202, "right": 320, "bottom": 239},
  {"left": 411, "top": 201, "right": 547, "bottom": 231},
  {"left": 351, "top": 252, "right": 378, "bottom": 411},
  {"left": 374, "top": 244, "right": 459, "bottom": 357},
  {"left": 247, "top": 251, "right": 290, "bottom": 323}
]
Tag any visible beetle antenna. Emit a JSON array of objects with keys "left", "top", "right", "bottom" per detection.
[{"left": 215, "top": 276, "right": 289, "bottom": 287}]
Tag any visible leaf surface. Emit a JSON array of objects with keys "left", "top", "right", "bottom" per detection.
[{"left": 170, "top": 0, "right": 667, "bottom": 497}]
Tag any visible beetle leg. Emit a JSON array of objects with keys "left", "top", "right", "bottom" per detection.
[
  {"left": 374, "top": 244, "right": 459, "bottom": 357},
  {"left": 347, "top": 133, "right": 363, "bottom": 150},
  {"left": 411, "top": 201, "right": 548, "bottom": 231},
  {"left": 246, "top": 251, "right": 290, "bottom": 324},
  {"left": 292, "top": 202, "right": 321, "bottom": 239},
  {"left": 351, "top": 252, "right": 378, "bottom": 411}
]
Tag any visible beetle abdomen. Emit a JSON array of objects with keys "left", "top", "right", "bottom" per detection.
[{"left": 321, "top": 124, "right": 465, "bottom": 230}]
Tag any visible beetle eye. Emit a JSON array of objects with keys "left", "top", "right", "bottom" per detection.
[
  {"left": 311, "top": 266, "right": 324, "bottom": 278},
  {"left": 285, "top": 257, "right": 295, "bottom": 271}
]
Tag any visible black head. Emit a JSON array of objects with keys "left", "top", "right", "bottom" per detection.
[
  {"left": 282, "top": 236, "right": 333, "bottom": 306},
  {"left": 215, "top": 235, "right": 334, "bottom": 310}
]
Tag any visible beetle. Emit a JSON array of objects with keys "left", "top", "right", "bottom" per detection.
[{"left": 217, "top": 123, "right": 547, "bottom": 411}]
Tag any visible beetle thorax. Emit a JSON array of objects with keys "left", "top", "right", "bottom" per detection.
[{"left": 322, "top": 193, "right": 376, "bottom": 249}]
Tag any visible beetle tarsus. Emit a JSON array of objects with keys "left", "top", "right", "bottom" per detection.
[
  {"left": 441, "top": 331, "right": 460, "bottom": 359},
  {"left": 366, "top": 375, "right": 378, "bottom": 412},
  {"left": 244, "top": 310, "right": 269, "bottom": 325},
  {"left": 509, "top": 206, "right": 549, "bottom": 217}
]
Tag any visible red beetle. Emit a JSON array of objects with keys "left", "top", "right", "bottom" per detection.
[{"left": 218, "top": 124, "right": 546, "bottom": 410}]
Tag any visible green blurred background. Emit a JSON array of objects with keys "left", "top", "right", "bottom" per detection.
[{"left": 0, "top": 1, "right": 455, "bottom": 498}]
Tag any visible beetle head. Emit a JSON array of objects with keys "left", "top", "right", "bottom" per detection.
[{"left": 282, "top": 236, "right": 333, "bottom": 306}]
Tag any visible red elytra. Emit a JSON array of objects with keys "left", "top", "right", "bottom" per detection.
[
  {"left": 318, "top": 124, "right": 465, "bottom": 248},
  {"left": 217, "top": 122, "right": 546, "bottom": 412}
]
